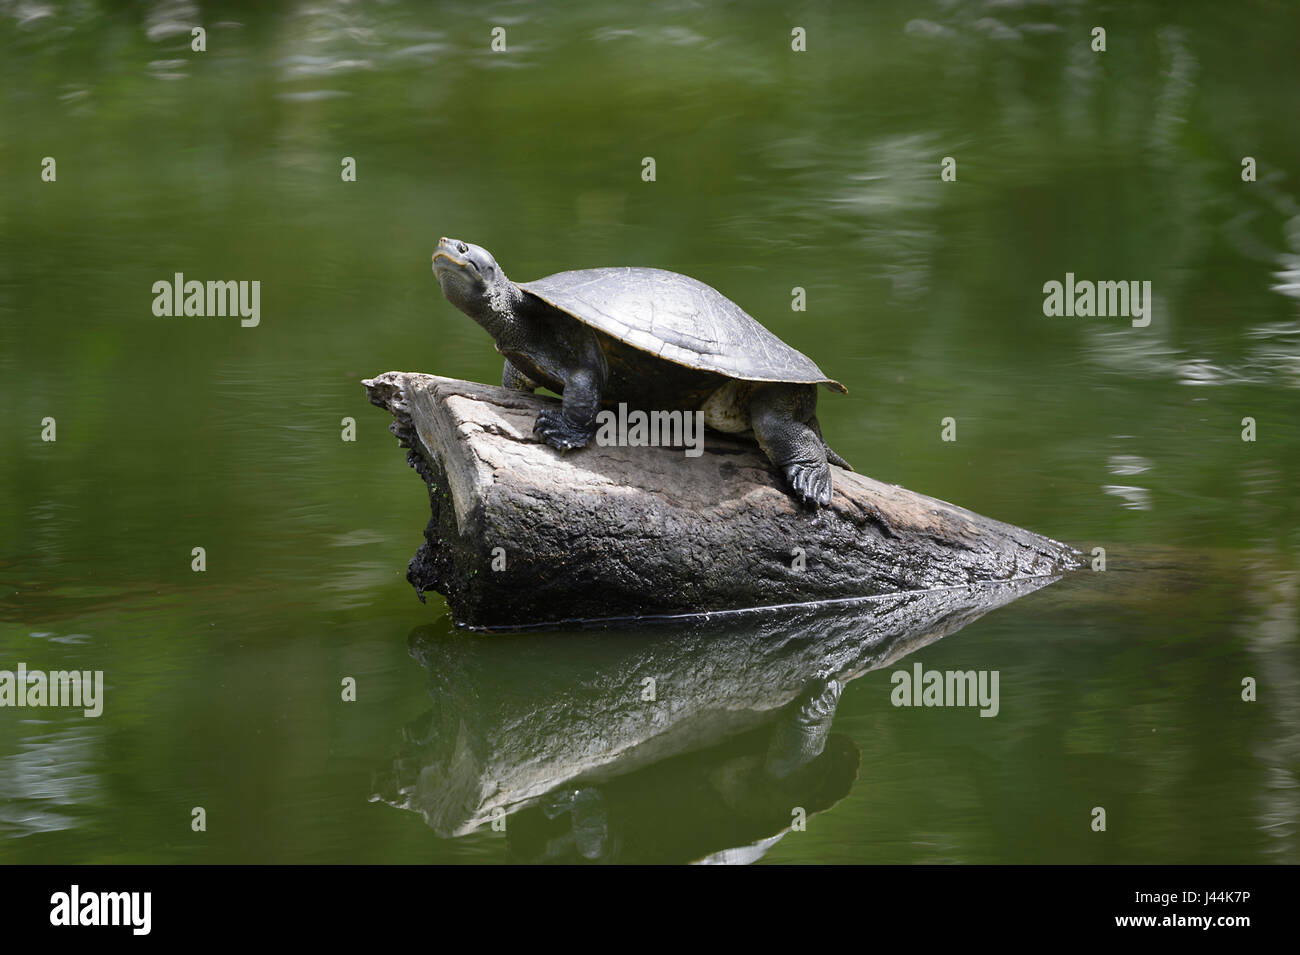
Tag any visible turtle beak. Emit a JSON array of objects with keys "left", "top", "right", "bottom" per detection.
[{"left": 432, "top": 237, "right": 469, "bottom": 270}]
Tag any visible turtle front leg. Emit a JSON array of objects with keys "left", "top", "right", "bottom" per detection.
[
  {"left": 534, "top": 365, "right": 601, "bottom": 452},
  {"left": 750, "top": 383, "right": 833, "bottom": 508},
  {"left": 502, "top": 359, "right": 537, "bottom": 393}
]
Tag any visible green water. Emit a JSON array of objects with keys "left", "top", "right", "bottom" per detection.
[{"left": 1, "top": 0, "right": 1297, "bottom": 863}]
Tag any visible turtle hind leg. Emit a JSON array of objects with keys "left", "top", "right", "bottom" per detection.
[
  {"left": 750, "top": 383, "right": 833, "bottom": 508},
  {"left": 809, "top": 415, "right": 853, "bottom": 472},
  {"left": 765, "top": 678, "right": 843, "bottom": 779}
]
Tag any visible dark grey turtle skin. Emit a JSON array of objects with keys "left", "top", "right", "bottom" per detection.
[{"left": 432, "top": 237, "right": 851, "bottom": 507}]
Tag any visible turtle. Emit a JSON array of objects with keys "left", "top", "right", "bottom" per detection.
[{"left": 431, "top": 237, "right": 851, "bottom": 507}]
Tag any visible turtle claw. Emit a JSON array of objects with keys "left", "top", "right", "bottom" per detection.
[
  {"left": 534, "top": 408, "right": 593, "bottom": 453},
  {"left": 795, "top": 678, "right": 843, "bottom": 725},
  {"left": 785, "top": 459, "right": 833, "bottom": 508}
]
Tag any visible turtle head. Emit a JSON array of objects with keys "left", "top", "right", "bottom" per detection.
[{"left": 432, "top": 237, "right": 520, "bottom": 336}]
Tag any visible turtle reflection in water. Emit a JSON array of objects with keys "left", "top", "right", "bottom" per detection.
[
  {"left": 432, "top": 238, "right": 851, "bottom": 507},
  {"left": 512, "top": 679, "right": 857, "bottom": 864}
]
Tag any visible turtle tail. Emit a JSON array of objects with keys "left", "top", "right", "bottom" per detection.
[
  {"left": 824, "top": 443, "right": 853, "bottom": 472},
  {"left": 808, "top": 415, "right": 854, "bottom": 471}
]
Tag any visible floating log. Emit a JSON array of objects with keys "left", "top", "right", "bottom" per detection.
[{"left": 363, "top": 371, "right": 1081, "bottom": 628}]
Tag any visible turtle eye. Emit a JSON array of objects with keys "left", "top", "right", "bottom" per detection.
[{"left": 457, "top": 242, "right": 468, "bottom": 254}]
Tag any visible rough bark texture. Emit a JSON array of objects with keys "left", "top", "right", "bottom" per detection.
[{"left": 364, "top": 371, "right": 1081, "bottom": 628}]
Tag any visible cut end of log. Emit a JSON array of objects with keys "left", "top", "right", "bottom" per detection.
[{"left": 365, "top": 371, "right": 1082, "bottom": 628}]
